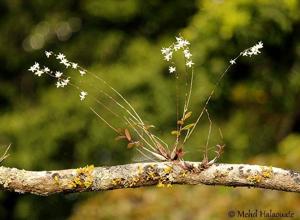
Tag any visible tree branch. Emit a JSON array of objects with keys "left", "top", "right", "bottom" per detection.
[{"left": 0, "top": 162, "right": 299, "bottom": 196}]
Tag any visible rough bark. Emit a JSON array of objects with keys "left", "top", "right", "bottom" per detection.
[{"left": 0, "top": 162, "right": 299, "bottom": 196}]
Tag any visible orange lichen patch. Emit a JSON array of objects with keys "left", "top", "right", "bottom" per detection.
[
  {"left": 247, "top": 174, "right": 262, "bottom": 183},
  {"left": 128, "top": 177, "right": 140, "bottom": 187},
  {"left": 143, "top": 165, "right": 160, "bottom": 181},
  {"left": 137, "top": 165, "right": 143, "bottom": 175},
  {"left": 68, "top": 165, "right": 94, "bottom": 189},
  {"left": 156, "top": 181, "right": 164, "bottom": 188},
  {"left": 53, "top": 174, "right": 60, "bottom": 186},
  {"left": 261, "top": 166, "right": 273, "bottom": 179},
  {"left": 111, "top": 178, "right": 122, "bottom": 186},
  {"left": 156, "top": 181, "right": 172, "bottom": 188},
  {"left": 180, "top": 170, "right": 188, "bottom": 178},
  {"left": 163, "top": 166, "right": 172, "bottom": 174},
  {"left": 146, "top": 171, "right": 158, "bottom": 180}
]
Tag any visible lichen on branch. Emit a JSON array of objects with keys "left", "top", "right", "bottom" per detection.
[{"left": 0, "top": 162, "right": 299, "bottom": 196}]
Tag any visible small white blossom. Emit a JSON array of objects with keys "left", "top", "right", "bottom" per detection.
[
  {"left": 230, "top": 59, "right": 236, "bottom": 65},
  {"left": 161, "top": 36, "right": 191, "bottom": 64},
  {"left": 241, "top": 41, "right": 263, "bottom": 57},
  {"left": 57, "top": 53, "right": 65, "bottom": 60},
  {"left": 60, "top": 58, "right": 70, "bottom": 68},
  {"left": 43, "top": 67, "right": 50, "bottom": 73},
  {"left": 56, "top": 81, "right": 62, "bottom": 88},
  {"left": 61, "top": 77, "right": 70, "bottom": 87},
  {"left": 182, "top": 39, "right": 190, "bottom": 47},
  {"left": 56, "top": 77, "right": 70, "bottom": 88},
  {"left": 28, "top": 66, "right": 36, "bottom": 72},
  {"left": 175, "top": 36, "right": 183, "bottom": 42},
  {"left": 164, "top": 52, "right": 173, "bottom": 61},
  {"left": 175, "top": 36, "right": 190, "bottom": 49},
  {"left": 71, "top": 63, "right": 78, "bottom": 69},
  {"left": 161, "top": 47, "right": 171, "bottom": 55},
  {"left": 174, "top": 44, "right": 181, "bottom": 51},
  {"left": 186, "top": 60, "right": 194, "bottom": 68},
  {"left": 80, "top": 91, "right": 88, "bottom": 101},
  {"left": 183, "top": 49, "right": 192, "bottom": 59},
  {"left": 34, "top": 69, "right": 44, "bottom": 77},
  {"left": 169, "top": 66, "right": 176, "bottom": 73},
  {"left": 79, "top": 70, "right": 86, "bottom": 76},
  {"left": 29, "top": 62, "right": 40, "bottom": 72},
  {"left": 55, "top": 71, "right": 63, "bottom": 78},
  {"left": 45, "top": 51, "right": 53, "bottom": 58}
]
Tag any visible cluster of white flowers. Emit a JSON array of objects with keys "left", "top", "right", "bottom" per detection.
[
  {"left": 161, "top": 36, "right": 194, "bottom": 74},
  {"left": 45, "top": 51, "right": 80, "bottom": 70},
  {"left": 241, "top": 41, "right": 263, "bottom": 57},
  {"left": 29, "top": 51, "right": 89, "bottom": 101},
  {"left": 229, "top": 41, "right": 263, "bottom": 65},
  {"left": 28, "top": 62, "right": 43, "bottom": 76},
  {"left": 56, "top": 77, "right": 70, "bottom": 88}
]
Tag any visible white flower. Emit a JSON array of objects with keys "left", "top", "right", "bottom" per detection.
[
  {"left": 80, "top": 91, "right": 88, "bottom": 101},
  {"left": 28, "top": 66, "right": 36, "bottom": 72},
  {"left": 250, "top": 41, "right": 263, "bottom": 55},
  {"left": 60, "top": 58, "right": 70, "bottom": 68},
  {"left": 28, "top": 66, "right": 35, "bottom": 72},
  {"left": 183, "top": 49, "right": 192, "bottom": 59},
  {"left": 56, "top": 81, "right": 62, "bottom": 88},
  {"left": 175, "top": 36, "right": 183, "bottom": 43},
  {"left": 186, "top": 60, "right": 194, "bottom": 68},
  {"left": 43, "top": 67, "right": 50, "bottom": 73},
  {"left": 55, "top": 71, "right": 63, "bottom": 78},
  {"left": 182, "top": 39, "right": 190, "bottom": 47},
  {"left": 174, "top": 44, "right": 181, "bottom": 51},
  {"left": 29, "top": 62, "right": 42, "bottom": 76},
  {"left": 45, "top": 51, "right": 53, "bottom": 58},
  {"left": 161, "top": 47, "right": 171, "bottom": 55},
  {"left": 62, "top": 77, "right": 70, "bottom": 86},
  {"left": 164, "top": 52, "right": 172, "bottom": 61},
  {"left": 56, "top": 77, "right": 70, "bottom": 88},
  {"left": 57, "top": 53, "right": 65, "bottom": 60},
  {"left": 71, "top": 63, "right": 78, "bottom": 69},
  {"left": 241, "top": 41, "right": 263, "bottom": 57},
  {"left": 79, "top": 70, "right": 86, "bottom": 76},
  {"left": 230, "top": 59, "right": 236, "bottom": 65},
  {"left": 60, "top": 58, "right": 67, "bottom": 64},
  {"left": 161, "top": 36, "right": 191, "bottom": 63},
  {"left": 175, "top": 36, "right": 190, "bottom": 49},
  {"left": 29, "top": 62, "right": 40, "bottom": 72},
  {"left": 257, "top": 41, "right": 263, "bottom": 48},
  {"left": 169, "top": 66, "right": 176, "bottom": 73},
  {"left": 34, "top": 69, "right": 44, "bottom": 77}
]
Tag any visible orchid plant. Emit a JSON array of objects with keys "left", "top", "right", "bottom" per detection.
[{"left": 29, "top": 36, "right": 263, "bottom": 168}]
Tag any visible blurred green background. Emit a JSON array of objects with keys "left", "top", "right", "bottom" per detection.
[{"left": 0, "top": 0, "right": 300, "bottom": 219}]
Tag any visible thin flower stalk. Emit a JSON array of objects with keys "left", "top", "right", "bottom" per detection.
[{"left": 184, "top": 41, "right": 264, "bottom": 143}]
